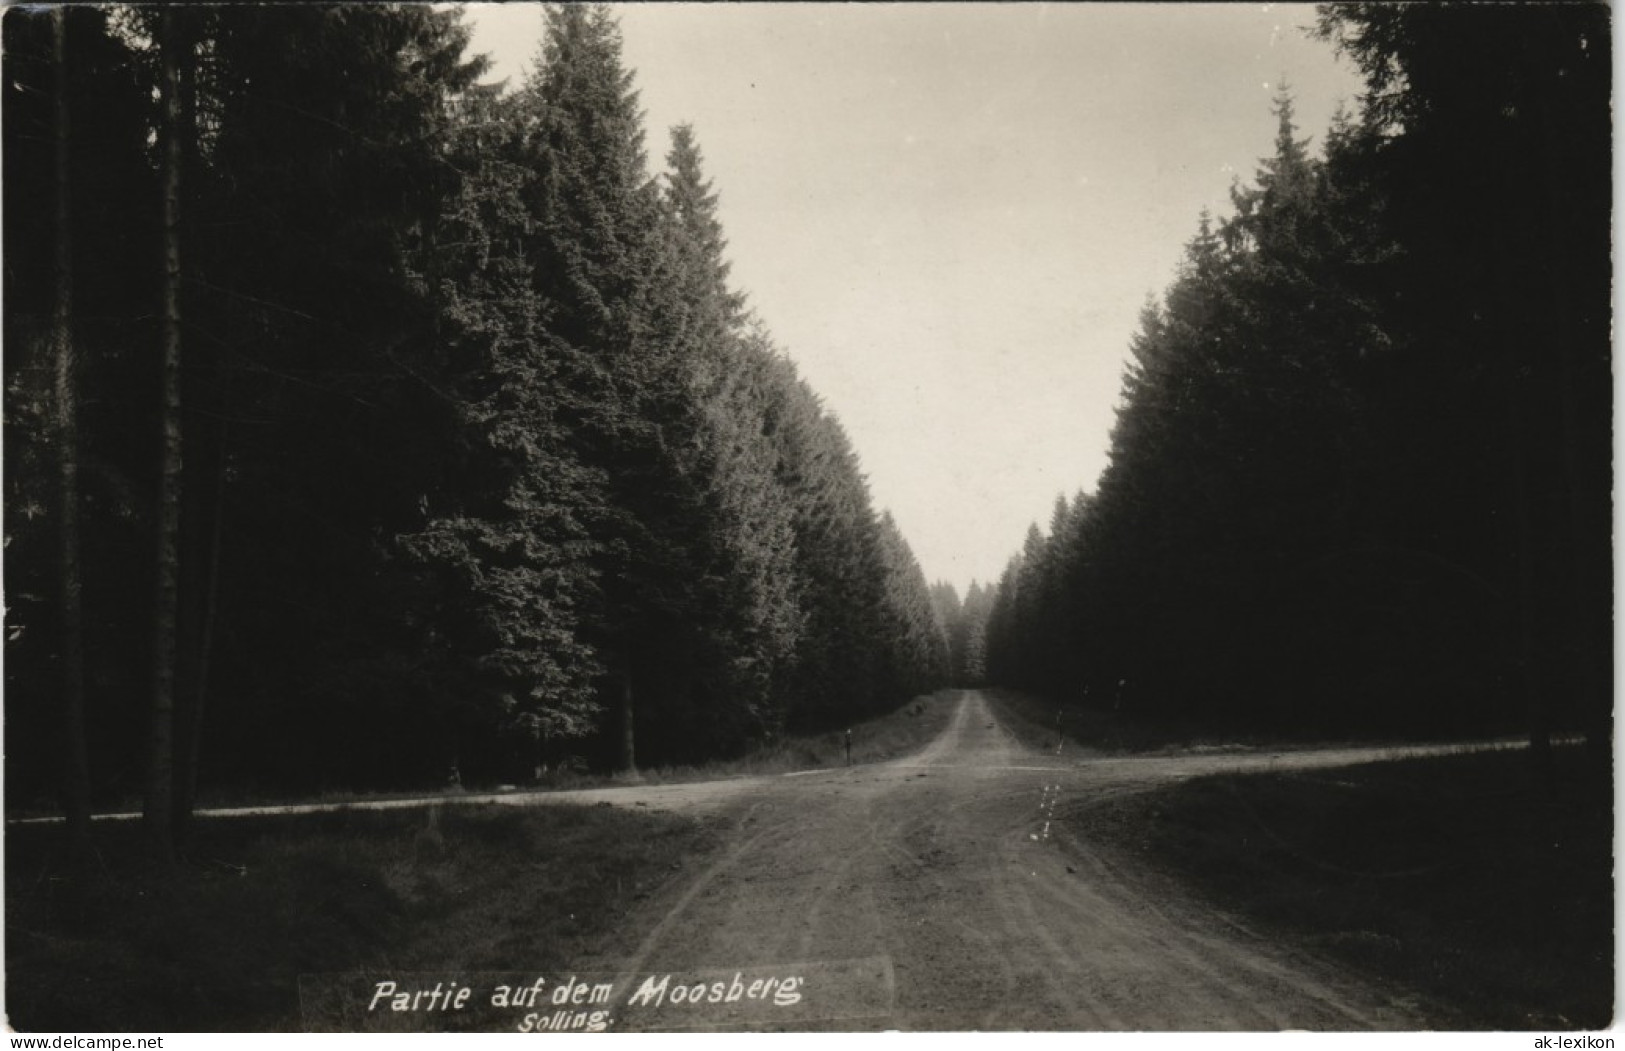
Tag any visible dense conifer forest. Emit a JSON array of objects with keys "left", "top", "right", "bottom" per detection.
[
  {"left": 974, "top": 4, "right": 1611, "bottom": 752},
  {"left": 5, "top": 4, "right": 952, "bottom": 857},
  {"left": 5, "top": 3, "right": 1610, "bottom": 868}
]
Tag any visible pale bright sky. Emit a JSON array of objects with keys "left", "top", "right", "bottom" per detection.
[{"left": 462, "top": 3, "right": 1365, "bottom": 595}]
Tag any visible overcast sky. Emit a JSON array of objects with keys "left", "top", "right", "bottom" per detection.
[{"left": 462, "top": 3, "right": 1366, "bottom": 595}]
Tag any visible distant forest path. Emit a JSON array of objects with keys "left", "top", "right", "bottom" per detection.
[{"left": 564, "top": 690, "right": 1441, "bottom": 1030}]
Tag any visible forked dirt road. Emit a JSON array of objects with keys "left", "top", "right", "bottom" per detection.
[{"left": 557, "top": 689, "right": 1440, "bottom": 1030}]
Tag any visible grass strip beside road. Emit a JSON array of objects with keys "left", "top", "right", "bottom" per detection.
[
  {"left": 8, "top": 691, "right": 961, "bottom": 823},
  {"left": 1077, "top": 745, "right": 1613, "bottom": 1030},
  {"left": 7, "top": 803, "right": 721, "bottom": 1032},
  {"left": 988, "top": 687, "right": 1325, "bottom": 755},
  {"left": 634, "top": 688, "right": 959, "bottom": 783}
]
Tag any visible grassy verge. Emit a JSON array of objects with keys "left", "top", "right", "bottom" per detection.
[
  {"left": 633, "top": 688, "right": 960, "bottom": 782},
  {"left": 984, "top": 687, "right": 1237, "bottom": 754},
  {"left": 487, "top": 688, "right": 958, "bottom": 791},
  {"left": 4, "top": 691, "right": 962, "bottom": 823},
  {"left": 983, "top": 688, "right": 1086, "bottom": 753},
  {"left": 1077, "top": 745, "right": 1613, "bottom": 1029},
  {"left": 985, "top": 688, "right": 1516, "bottom": 756},
  {"left": 6, "top": 803, "right": 720, "bottom": 1032}
]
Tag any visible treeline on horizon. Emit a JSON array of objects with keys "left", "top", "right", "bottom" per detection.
[
  {"left": 5, "top": 3, "right": 952, "bottom": 851},
  {"left": 961, "top": 3, "right": 1611, "bottom": 749}
]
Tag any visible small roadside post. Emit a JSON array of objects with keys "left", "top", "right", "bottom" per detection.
[{"left": 845, "top": 728, "right": 852, "bottom": 766}]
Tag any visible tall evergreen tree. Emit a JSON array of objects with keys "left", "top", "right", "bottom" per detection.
[
  {"left": 959, "top": 581, "right": 994, "bottom": 685},
  {"left": 47, "top": 5, "right": 92, "bottom": 848},
  {"left": 6, "top": 3, "right": 160, "bottom": 816},
  {"left": 512, "top": 4, "right": 733, "bottom": 769},
  {"left": 396, "top": 79, "right": 608, "bottom": 777},
  {"left": 1317, "top": 1, "right": 1612, "bottom": 757},
  {"left": 657, "top": 129, "right": 806, "bottom": 751},
  {"left": 145, "top": 6, "right": 187, "bottom": 861},
  {"left": 877, "top": 512, "right": 951, "bottom": 698}
]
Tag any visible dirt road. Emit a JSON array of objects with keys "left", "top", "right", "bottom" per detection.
[{"left": 560, "top": 690, "right": 1435, "bottom": 1030}]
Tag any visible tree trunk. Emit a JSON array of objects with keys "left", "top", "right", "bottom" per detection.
[
  {"left": 51, "top": 6, "right": 92, "bottom": 851},
  {"left": 174, "top": 425, "right": 225, "bottom": 836},
  {"left": 1502, "top": 345, "right": 1550, "bottom": 780},
  {"left": 1529, "top": 71, "right": 1614, "bottom": 776},
  {"left": 170, "top": 28, "right": 214, "bottom": 843},
  {"left": 145, "top": 9, "right": 186, "bottom": 864},
  {"left": 619, "top": 650, "right": 639, "bottom": 780}
]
